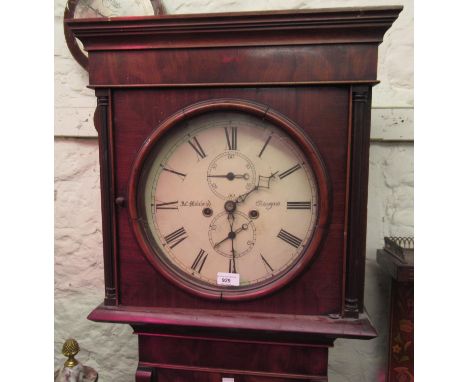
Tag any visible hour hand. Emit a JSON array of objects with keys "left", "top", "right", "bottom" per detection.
[
  {"left": 213, "top": 223, "right": 249, "bottom": 248},
  {"left": 236, "top": 186, "right": 258, "bottom": 203}
]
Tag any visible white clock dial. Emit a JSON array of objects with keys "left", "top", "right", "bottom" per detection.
[{"left": 138, "top": 111, "right": 320, "bottom": 291}]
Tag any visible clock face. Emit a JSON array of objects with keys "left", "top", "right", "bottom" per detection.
[{"left": 131, "top": 103, "right": 329, "bottom": 300}]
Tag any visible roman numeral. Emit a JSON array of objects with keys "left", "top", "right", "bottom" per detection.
[
  {"left": 287, "top": 201, "right": 311, "bottom": 210},
  {"left": 277, "top": 229, "right": 303, "bottom": 248},
  {"left": 224, "top": 126, "right": 238, "bottom": 150},
  {"left": 278, "top": 164, "right": 301, "bottom": 179},
  {"left": 164, "top": 227, "right": 188, "bottom": 249},
  {"left": 161, "top": 165, "right": 186, "bottom": 179},
  {"left": 229, "top": 258, "right": 237, "bottom": 273},
  {"left": 187, "top": 136, "right": 206, "bottom": 159},
  {"left": 155, "top": 201, "right": 179, "bottom": 210},
  {"left": 260, "top": 254, "right": 273, "bottom": 272},
  {"left": 258, "top": 135, "right": 272, "bottom": 158},
  {"left": 191, "top": 249, "right": 208, "bottom": 273}
]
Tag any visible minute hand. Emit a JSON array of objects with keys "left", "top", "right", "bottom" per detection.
[{"left": 236, "top": 171, "right": 278, "bottom": 203}]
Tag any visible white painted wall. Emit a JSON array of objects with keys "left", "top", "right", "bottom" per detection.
[{"left": 54, "top": 1, "right": 413, "bottom": 381}]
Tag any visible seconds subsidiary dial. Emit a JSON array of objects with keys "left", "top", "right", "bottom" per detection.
[{"left": 131, "top": 101, "right": 329, "bottom": 300}]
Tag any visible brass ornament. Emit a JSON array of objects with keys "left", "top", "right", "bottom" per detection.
[
  {"left": 62, "top": 338, "right": 80, "bottom": 368},
  {"left": 55, "top": 338, "right": 98, "bottom": 382}
]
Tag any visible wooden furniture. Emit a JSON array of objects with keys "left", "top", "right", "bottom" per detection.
[
  {"left": 377, "top": 239, "right": 414, "bottom": 382},
  {"left": 66, "top": 7, "right": 402, "bottom": 381}
]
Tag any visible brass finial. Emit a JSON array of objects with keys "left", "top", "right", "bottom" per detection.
[{"left": 62, "top": 339, "right": 80, "bottom": 368}]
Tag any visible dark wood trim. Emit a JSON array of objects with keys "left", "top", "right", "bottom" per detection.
[
  {"left": 131, "top": 330, "right": 331, "bottom": 349},
  {"left": 135, "top": 366, "right": 155, "bottom": 382},
  {"left": 341, "top": 87, "right": 353, "bottom": 316},
  {"left": 131, "top": 321, "right": 337, "bottom": 348},
  {"left": 95, "top": 89, "right": 118, "bottom": 306},
  {"left": 66, "top": 7, "right": 403, "bottom": 51},
  {"left": 88, "top": 304, "right": 377, "bottom": 339},
  {"left": 138, "top": 361, "right": 328, "bottom": 381},
  {"left": 343, "top": 86, "right": 372, "bottom": 318},
  {"left": 88, "top": 80, "right": 380, "bottom": 89},
  {"left": 127, "top": 98, "right": 330, "bottom": 301},
  {"left": 376, "top": 250, "right": 414, "bottom": 282}
]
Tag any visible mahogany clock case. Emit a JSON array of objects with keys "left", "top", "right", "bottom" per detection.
[
  {"left": 121, "top": 88, "right": 338, "bottom": 313},
  {"left": 127, "top": 99, "right": 331, "bottom": 302},
  {"left": 67, "top": 7, "right": 402, "bottom": 318}
]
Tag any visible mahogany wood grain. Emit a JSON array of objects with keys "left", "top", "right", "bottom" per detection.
[
  {"left": 66, "top": 7, "right": 401, "bottom": 381},
  {"left": 138, "top": 335, "right": 328, "bottom": 375},
  {"left": 66, "top": 7, "right": 403, "bottom": 51},
  {"left": 134, "top": 321, "right": 331, "bottom": 380},
  {"left": 135, "top": 366, "right": 155, "bottom": 382},
  {"left": 95, "top": 89, "right": 117, "bottom": 305},
  {"left": 145, "top": 366, "right": 327, "bottom": 382},
  {"left": 88, "top": 304, "right": 377, "bottom": 339},
  {"left": 113, "top": 87, "right": 347, "bottom": 314},
  {"left": 343, "top": 86, "right": 372, "bottom": 317},
  {"left": 127, "top": 98, "right": 331, "bottom": 301},
  {"left": 88, "top": 45, "right": 378, "bottom": 86}
]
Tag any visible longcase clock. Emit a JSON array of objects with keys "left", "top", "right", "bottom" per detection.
[{"left": 67, "top": 6, "right": 402, "bottom": 381}]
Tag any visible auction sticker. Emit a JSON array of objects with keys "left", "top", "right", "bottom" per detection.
[{"left": 217, "top": 272, "right": 240, "bottom": 286}]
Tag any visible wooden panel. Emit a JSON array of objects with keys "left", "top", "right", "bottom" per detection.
[
  {"left": 153, "top": 368, "right": 327, "bottom": 382},
  {"left": 111, "top": 86, "right": 349, "bottom": 315},
  {"left": 89, "top": 45, "right": 378, "bottom": 86},
  {"left": 137, "top": 334, "right": 328, "bottom": 378}
]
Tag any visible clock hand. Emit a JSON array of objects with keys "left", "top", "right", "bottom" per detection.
[
  {"left": 213, "top": 223, "right": 250, "bottom": 248},
  {"left": 228, "top": 210, "right": 235, "bottom": 230},
  {"left": 215, "top": 201, "right": 237, "bottom": 249},
  {"left": 214, "top": 210, "right": 237, "bottom": 249},
  {"left": 230, "top": 237, "right": 236, "bottom": 273},
  {"left": 236, "top": 171, "right": 278, "bottom": 203},
  {"left": 236, "top": 185, "right": 258, "bottom": 203},
  {"left": 207, "top": 172, "right": 249, "bottom": 180},
  {"left": 228, "top": 211, "right": 237, "bottom": 272}
]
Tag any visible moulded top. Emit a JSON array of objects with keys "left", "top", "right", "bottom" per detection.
[
  {"left": 68, "top": 5, "right": 404, "bottom": 22},
  {"left": 66, "top": 5, "right": 403, "bottom": 51}
]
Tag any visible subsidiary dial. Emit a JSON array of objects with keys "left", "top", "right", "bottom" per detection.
[
  {"left": 207, "top": 152, "right": 256, "bottom": 200},
  {"left": 208, "top": 211, "right": 256, "bottom": 258}
]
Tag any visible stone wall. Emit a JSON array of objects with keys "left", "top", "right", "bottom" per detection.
[{"left": 54, "top": 1, "right": 413, "bottom": 381}]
